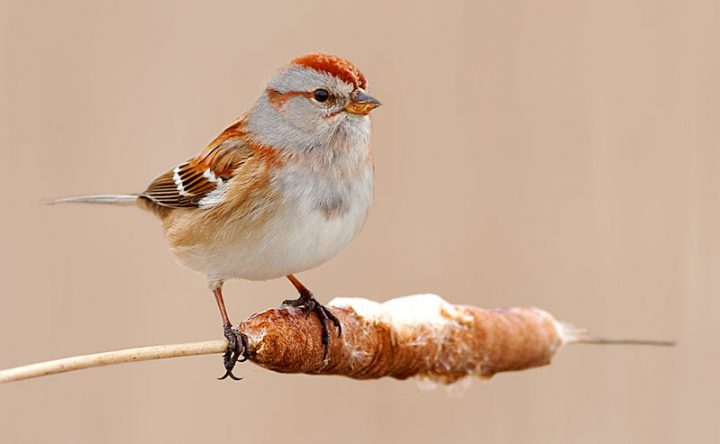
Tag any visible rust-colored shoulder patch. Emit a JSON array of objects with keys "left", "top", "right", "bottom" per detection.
[
  {"left": 291, "top": 53, "right": 367, "bottom": 89},
  {"left": 252, "top": 144, "right": 284, "bottom": 169},
  {"left": 207, "top": 115, "right": 248, "bottom": 147}
]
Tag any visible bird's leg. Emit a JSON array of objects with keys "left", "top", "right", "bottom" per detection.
[
  {"left": 282, "top": 274, "right": 342, "bottom": 360},
  {"left": 212, "top": 284, "right": 248, "bottom": 380}
]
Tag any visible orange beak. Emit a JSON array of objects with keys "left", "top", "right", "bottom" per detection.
[{"left": 345, "top": 89, "right": 381, "bottom": 115}]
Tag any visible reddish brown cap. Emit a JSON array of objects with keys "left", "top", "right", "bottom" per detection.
[{"left": 291, "top": 53, "right": 368, "bottom": 89}]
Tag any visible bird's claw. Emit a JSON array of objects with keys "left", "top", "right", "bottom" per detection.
[
  {"left": 282, "top": 295, "right": 342, "bottom": 360},
  {"left": 218, "top": 325, "right": 249, "bottom": 381}
]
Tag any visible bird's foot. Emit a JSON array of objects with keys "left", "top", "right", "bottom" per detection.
[
  {"left": 282, "top": 294, "right": 342, "bottom": 360},
  {"left": 218, "top": 324, "right": 249, "bottom": 381}
]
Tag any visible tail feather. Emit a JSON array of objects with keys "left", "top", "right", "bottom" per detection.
[{"left": 48, "top": 194, "right": 139, "bottom": 206}]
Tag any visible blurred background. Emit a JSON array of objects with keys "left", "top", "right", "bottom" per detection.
[{"left": 1, "top": 0, "right": 718, "bottom": 442}]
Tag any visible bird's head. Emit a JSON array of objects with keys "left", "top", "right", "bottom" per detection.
[{"left": 248, "top": 53, "right": 381, "bottom": 153}]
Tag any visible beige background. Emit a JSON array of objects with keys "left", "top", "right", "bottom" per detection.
[{"left": 1, "top": 0, "right": 718, "bottom": 443}]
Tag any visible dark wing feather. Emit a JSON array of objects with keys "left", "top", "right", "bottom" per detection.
[{"left": 142, "top": 119, "right": 253, "bottom": 209}]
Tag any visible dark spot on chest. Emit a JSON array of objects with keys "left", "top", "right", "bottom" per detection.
[{"left": 316, "top": 194, "right": 348, "bottom": 219}]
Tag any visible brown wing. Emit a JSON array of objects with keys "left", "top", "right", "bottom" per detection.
[{"left": 142, "top": 118, "right": 253, "bottom": 208}]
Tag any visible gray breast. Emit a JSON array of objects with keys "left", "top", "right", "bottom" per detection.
[{"left": 310, "top": 173, "right": 357, "bottom": 218}]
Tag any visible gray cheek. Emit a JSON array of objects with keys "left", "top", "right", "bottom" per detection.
[
  {"left": 283, "top": 100, "right": 313, "bottom": 130},
  {"left": 284, "top": 99, "right": 332, "bottom": 134}
]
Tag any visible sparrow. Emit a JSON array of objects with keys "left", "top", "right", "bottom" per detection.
[{"left": 53, "top": 53, "right": 381, "bottom": 380}]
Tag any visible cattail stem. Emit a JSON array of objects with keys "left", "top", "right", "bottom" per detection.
[
  {"left": 0, "top": 341, "right": 227, "bottom": 383},
  {"left": 0, "top": 294, "right": 673, "bottom": 384},
  {"left": 572, "top": 338, "right": 675, "bottom": 346}
]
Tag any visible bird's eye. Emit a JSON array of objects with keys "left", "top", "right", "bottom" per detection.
[{"left": 313, "top": 88, "right": 330, "bottom": 103}]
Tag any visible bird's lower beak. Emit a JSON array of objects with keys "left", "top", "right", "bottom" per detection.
[{"left": 345, "top": 90, "right": 381, "bottom": 115}]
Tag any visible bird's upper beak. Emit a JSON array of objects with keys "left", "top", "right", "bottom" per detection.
[{"left": 345, "top": 89, "right": 381, "bottom": 115}]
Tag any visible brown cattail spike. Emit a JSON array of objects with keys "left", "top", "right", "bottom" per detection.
[{"left": 241, "top": 295, "right": 568, "bottom": 383}]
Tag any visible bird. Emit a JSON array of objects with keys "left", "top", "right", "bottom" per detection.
[{"left": 52, "top": 53, "right": 381, "bottom": 380}]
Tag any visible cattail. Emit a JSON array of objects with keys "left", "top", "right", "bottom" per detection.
[
  {"left": 242, "top": 294, "right": 672, "bottom": 383},
  {"left": 0, "top": 294, "right": 673, "bottom": 384}
]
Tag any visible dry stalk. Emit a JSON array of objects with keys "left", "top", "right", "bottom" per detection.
[{"left": 0, "top": 294, "right": 673, "bottom": 384}]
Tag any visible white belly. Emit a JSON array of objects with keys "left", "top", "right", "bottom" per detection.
[
  {"left": 236, "top": 200, "right": 369, "bottom": 280},
  {"left": 185, "top": 162, "right": 373, "bottom": 282}
]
